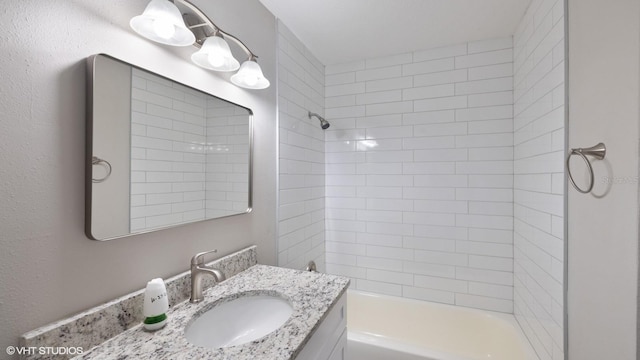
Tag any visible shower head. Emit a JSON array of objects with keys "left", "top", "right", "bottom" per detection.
[{"left": 308, "top": 111, "right": 330, "bottom": 130}]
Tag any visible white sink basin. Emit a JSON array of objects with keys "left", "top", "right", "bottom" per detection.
[{"left": 184, "top": 294, "right": 293, "bottom": 348}]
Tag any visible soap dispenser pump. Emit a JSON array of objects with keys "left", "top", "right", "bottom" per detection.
[{"left": 143, "top": 278, "right": 169, "bottom": 331}]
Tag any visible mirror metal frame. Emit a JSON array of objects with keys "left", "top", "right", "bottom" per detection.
[{"left": 85, "top": 54, "right": 253, "bottom": 241}]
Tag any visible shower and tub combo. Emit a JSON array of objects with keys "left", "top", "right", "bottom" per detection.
[
  {"left": 304, "top": 263, "right": 536, "bottom": 360},
  {"left": 305, "top": 263, "right": 536, "bottom": 360},
  {"left": 277, "top": 0, "right": 569, "bottom": 359}
]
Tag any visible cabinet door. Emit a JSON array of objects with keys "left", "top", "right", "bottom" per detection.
[
  {"left": 295, "top": 293, "right": 347, "bottom": 360},
  {"left": 328, "top": 329, "right": 347, "bottom": 360}
]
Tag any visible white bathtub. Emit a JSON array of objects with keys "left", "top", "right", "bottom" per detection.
[{"left": 347, "top": 290, "right": 539, "bottom": 360}]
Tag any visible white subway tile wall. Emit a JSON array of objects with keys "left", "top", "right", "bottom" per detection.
[
  {"left": 277, "top": 21, "right": 326, "bottom": 271},
  {"left": 324, "top": 37, "right": 515, "bottom": 314},
  {"left": 513, "top": 0, "right": 565, "bottom": 359}
]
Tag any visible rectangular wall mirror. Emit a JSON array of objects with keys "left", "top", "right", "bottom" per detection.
[{"left": 86, "top": 54, "right": 253, "bottom": 241}]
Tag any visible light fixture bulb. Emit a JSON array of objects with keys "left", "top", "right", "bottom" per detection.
[
  {"left": 130, "top": 0, "right": 195, "bottom": 46},
  {"left": 191, "top": 36, "right": 240, "bottom": 72},
  {"left": 244, "top": 75, "right": 258, "bottom": 87},
  {"left": 230, "top": 59, "right": 270, "bottom": 89},
  {"left": 207, "top": 53, "right": 225, "bottom": 68},
  {"left": 152, "top": 19, "right": 176, "bottom": 39}
]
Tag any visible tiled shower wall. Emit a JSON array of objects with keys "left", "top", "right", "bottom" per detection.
[
  {"left": 324, "top": 38, "right": 516, "bottom": 313},
  {"left": 513, "top": 0, "right": 565, "bottom": 359},
  {"left": 130, "top": 68, "right": 207, "bottom": 232},
  {"left": 277, "top": 21, "right": 326, "bottom": 271}
]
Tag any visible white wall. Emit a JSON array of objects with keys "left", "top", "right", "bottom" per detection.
[
  {"left": 512, "top": 0, "right": 565, "bottom": 359},
  {"left": 323, "top": 38, "right": 516, "bottom": 313},
  {"left": 276, "top": 21, "right": 327, "bottom": 271},
  {"left": 0, "top": 0, "right": 276, "bottom": 356},
  {"left": 567, "top": 0, "right": 639, "bottom": 359}
]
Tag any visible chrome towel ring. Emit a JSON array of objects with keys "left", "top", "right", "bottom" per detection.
[
  {"left": 92, "top": 156, "right": 112, "bottom": 183},
  {"left": 566, "top": 143, "right": 606, "bottom": 194}
]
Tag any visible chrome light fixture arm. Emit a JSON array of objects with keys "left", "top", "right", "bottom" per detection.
[
  {"left": 215, "top": 30, "right": 257, "bottom": 62},
  {"left": 173, "top": 0, "right": 256, "bottom": 60}
]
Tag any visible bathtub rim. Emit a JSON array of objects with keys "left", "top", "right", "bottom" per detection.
[
  {"left": 348, "top": 331, "right": 471, "bottom": 360},
  {"left": 347, "top": 289, "right": 540, "bottom": 360}
]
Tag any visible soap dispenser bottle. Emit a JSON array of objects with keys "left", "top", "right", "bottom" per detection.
[{"left": 143, "top": 278, "right": 169, "bottom": 331}]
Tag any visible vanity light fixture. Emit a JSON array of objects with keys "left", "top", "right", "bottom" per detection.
[
  {"left": 129, "top": 0, "right": 195, "bottom": 46},
  {"left": 230, "top": 55, "right": 270, "bottom": 89},
  {"left": 130, "top": 0, "right": 270, "bottom": 90},
  {"left": 191, "top": 32, "right": 240, "bottom": 72}
]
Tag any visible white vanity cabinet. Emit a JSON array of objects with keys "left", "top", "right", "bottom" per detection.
[{"left": 295, "top": 292, "right": 347, "bottom": 360}]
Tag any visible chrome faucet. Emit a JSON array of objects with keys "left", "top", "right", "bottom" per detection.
[{"left": 190, "top": 249, "right": 226, "bottom": 303}]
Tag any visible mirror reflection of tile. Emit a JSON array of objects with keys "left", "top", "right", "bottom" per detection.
[{"left": 130, "top": 68, "right": 250, "bottom": 232}]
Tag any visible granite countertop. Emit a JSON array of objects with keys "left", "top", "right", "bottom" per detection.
[{"left": 73, "top": 265, "right": 349, "bottom": 360}]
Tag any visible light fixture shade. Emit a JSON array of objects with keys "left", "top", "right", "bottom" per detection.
[
  {"left": 230, "top": 60, "right": 270, "bottom": 89},
  {"left": 191, "top": 36, "right": 240, "bottom": 71},
  {"left": 130, "top": 0, "right": 195, "bottom": 46}
]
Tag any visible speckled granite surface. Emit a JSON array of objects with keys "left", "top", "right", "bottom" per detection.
[
  {"left": 73, "top": 265, "right": 349, "bottom": 360},
  {"left": 20, "top": 246, "right": 257, "bottom": 359}
]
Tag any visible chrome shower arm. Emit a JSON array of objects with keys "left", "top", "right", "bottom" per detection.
[{"left": 308, "top": 111, "right": 325, "bottom": 122}]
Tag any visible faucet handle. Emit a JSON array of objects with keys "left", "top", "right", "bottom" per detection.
[{"left": 191, "top": 249, "right": 218, "bottom": 266}]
